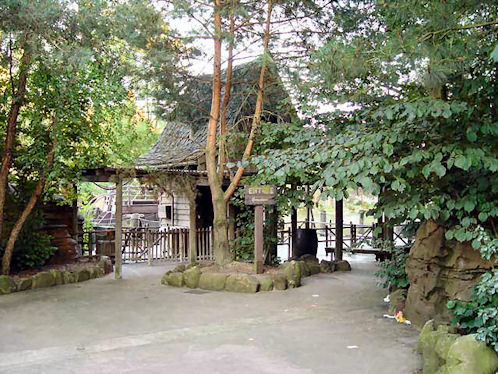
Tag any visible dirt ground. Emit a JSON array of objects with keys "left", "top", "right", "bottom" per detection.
[{"left": 0, "top": 254, "right": 422, "bottom": 373}]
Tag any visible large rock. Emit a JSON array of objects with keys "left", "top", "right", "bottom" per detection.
[
  {"left": 99, "top": 256, "right": 113, "bottom": 274},
  {"left": 62, "top": 271, "right": 75, "bottom": 284},
  {"left": 183, "top": 266, "right": 201, "bottom": 288},
  {"left": 444, "top": 335, "right": 498, "bottom": 374},
  {"left": 308, "top": 263, "right": 321, "bottom": 275},
  {"left": 298, "top": 261, "right": 311, "bottom": 277},
  {"left": 334, "top": 260, "right": 351, "bottom": 272},
  {"left": 225, "top": 274, "right": 259, "bottom": 293},
  {"left": 299, "top": 254, "right": 319, "bottom": 264},
  {"left": 49, "top": 270, "right": 63, "bottom": 285},
  {"left": 166, "top": 272, "right": 184, "bottom": 287},
  {"left": 405, "top": 221, "right": 495, "bottom": 326},
  {"left": 15, "top": 277, "right": 32, "bottom": 292},
  {"left": 320, "top": 260, "right": 335, "bottom": 273},
  {"left": 172, "top": 264, "right": 186, "bottom": 273},
  {"left": 32, "top": 272, "right": 55, "bottom": 289},
  {"left": 75, "top": 269, "right": 91, "bottom": 282},
  {"left": 198, "top": 273, "right": 227, "bottom": 291},
  {"left": 256, "top": 275, "right": 273, "bottom": 291},
  {"left": 271, "top": 273, "right": 287, "bottom": 290},
  {"left": 0, "top": 275, "right": 15, "bottom": 294},
  {"left": 282, "top": 261, "right": 302, "bottom": 288}
]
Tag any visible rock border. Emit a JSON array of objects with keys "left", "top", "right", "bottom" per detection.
[
  {"left": 0, "top": 256, "right": 113, "bottom": 295},
  {"left": 161, "top": 257, "right": 351, "bottom": 293},
  {"left": 418, "top": 320, "right": 498, "bottom": 374}
]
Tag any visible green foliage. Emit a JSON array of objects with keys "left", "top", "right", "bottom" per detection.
[
  {"left": 230, "top": 189, "right": 254, "bottom": 262},
  {"left": 0, "top": 211, "right": 56, "bottom": 271},
  {"left": 447, "top": 270, "right": 498, "bottom": 352},
  {"left": 375, "top": 244, "right": 410, "bottom": 289},
  {"left": 447, "top": 228, "right": 498, "bottom": 352}
]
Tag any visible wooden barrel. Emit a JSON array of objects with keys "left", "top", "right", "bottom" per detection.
[{"left": 294, "top": 228, "right": 318, "bottom": 258}]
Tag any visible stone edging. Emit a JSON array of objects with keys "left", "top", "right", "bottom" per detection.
[
  {"left": 0, "top": 256, "right": 113, "bottom": 295},
  {"left": 418, "top": 320, "right": 498, "bottom": 374},
  {"left": 161, "top": 258, "right": 351, "bottom": 293}
]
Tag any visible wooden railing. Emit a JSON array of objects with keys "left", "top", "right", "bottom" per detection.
[
  {"left": 79, "top": 227, "right": 214, "bottom": 263},
  {"left": 277, "top": 221, "right": 413, "bottom": 257}
]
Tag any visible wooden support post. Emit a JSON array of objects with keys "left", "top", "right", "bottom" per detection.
[
  {"left": 115, "top": 176, "right": 123, "bottom": 280},
  {"left": 72, "top": 184, "right": 80, "bottom": 255},
  {"left": 188, "top": 197, "right": 197, "bottom": 264},
  {"left": 147, "top": 229, "right": 152, "bottom": 266},
  {"left": 254, "top": 205, "right": 264, "bottom": 274},
  {"left": 335, "top": 197, "right": 343, "bottom": 261},
  {"left": 291, "top": 206, "right": 297, "bottom": 257}
]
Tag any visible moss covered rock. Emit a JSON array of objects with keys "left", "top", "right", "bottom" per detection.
[
  {"left": 49, "top": 270, "right": 63, "bottom": 285},
  {"left": 271, "top": 273, "right": 287, "bottom": 290},
  {"left": 183, "top": 266, "right": 201, "bottom": 288},
  {"left": 298, "top": 261, "right": 311, "bottom": 277},
  {"left": 320, "top": 260, "right": 333, "bottom": 273},
  {"left": 76, "top": 269, "right": 91, "bottom": 282},
  {"left": 198, "top": 273, "right": 227, "bottom": 291},
  {"left": 443, "top": 335, "right": 498, "bottom": 374},
  {"left": 282, "top": 261, "right": 302, "bottom": 288},
  {"left": 172, "top": 264, "right": 186, "bottom": 273},
  {"left": 308, "top": 263, "right": 321, "bottom": 275},
  {"left": 334, "top": 260, "right": 351, "bottom": 271},
  {"left": 15, "top": 277, "right": 32, "bottom": 292},
  {"left": 256, "top": 275, "right": 273, "bottom": 291},
  {"left": 99, "top": 256, "right": 113, "bottom": 274},
  {"left": 32, "top": 272, "right": 55, "bottom": 289},
  {"left": 0, "top": 275, "right": 15, "bottom": 294},
  {"left": 166, "top": 272, "right": 184, "bottom": 287},
  {"left": 62, "top": 271, "right": 75, "bottom": 284},
  {"left": 225, "top": 274, "right": 259, "bottom": 293}
]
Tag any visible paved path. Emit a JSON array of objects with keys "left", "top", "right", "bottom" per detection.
[{"left": 0, "top": 255, "right": 421, "bottom": 373}]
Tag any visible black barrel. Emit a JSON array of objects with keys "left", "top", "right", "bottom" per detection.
[{"left": 294, "top": 228, "right": 318, "bottom": 258}]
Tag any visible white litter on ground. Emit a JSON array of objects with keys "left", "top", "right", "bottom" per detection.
[
  {"left": 312, "top": 294, "right": 320, "bottom": 298},
  {"left": 383, "top": 295, "right": 390, "bottom": 303},
  {"left": 347, "top": 345, "right": 359, "bottom": 349},
  {"left": 383, "top": 314, "right": 395, "bottom": 319}
]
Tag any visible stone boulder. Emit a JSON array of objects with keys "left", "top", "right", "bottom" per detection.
[
  {"left": 405, "top": 220, "right": 495, "bottom": 326},
  {"left": 15, "top": 277, "right": 32, "bottom": 292},
  {"left": 417, "top": 320, "right": 498, "bottom": 374},
  {"left": 271, "top": 273, "right": 287, "bottom": 290},
  {"left": 308, "top": 263, "right": 321, "bottom": 275},
  {"left": 445, "top": 335, "right": 498, "bottom": 374},
  {"left": 172, "top": 264, "right": 186, "bottom": 273},
  {"left": 183, "top": 266, "right": 201, "bottom": 288},
  {"left": 198, "top": 273, "right": 227, "bottom": 291},
  {"left": 62, "top": 271, "right": 75, "bottom": 284},
  {"left": 75, "top": 269, "right": 91, "bottom": 282},
  {"left": 299, "top": 261, "right": 311, "bottom": 277},
  {"left": 166, "top": 272, "right": 184, "bottom": 287},
  {"left": 99, "top": 256, "right": 113, "bottom": 274},
  {"left": 320, "top": 260, "right": 335, "bottom": 273},
  {"left": 0, "top": 275, "right": 15, "bottom": 294},
  {"left": 49, "top": 270, "right": 63, "bottom": 286},
  {"left": 334, "top": 260, "right": 351, "bottom": 272},
  {"left": 281, "top": 261, "right": 302, "bottom": 288},
  {"left": 255, "top": 275, "right": 273, "bottom": 291},
  {"left": 225, "top": 274, "right": 259, "bottom": 293},
  {"left": 32, "top": 272, "right": 55, "bottom": 289},
  {"left": 299, "top": 254, "right": 319, "bottom": 264}
]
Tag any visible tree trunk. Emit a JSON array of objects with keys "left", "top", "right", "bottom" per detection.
[
  {"left": 223, "top": 0, "right": 273, "bottom": 202},
  {"left": 206, "top": 0, "right": 231, "bottom": 265},
  {"left": 0, "top": 50, "right": 31, "bottom": 245},
  {"left": 1, "top": 141, "right": 55, "bottom": 275}
]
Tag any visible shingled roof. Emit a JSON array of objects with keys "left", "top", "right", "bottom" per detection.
[{"left": 136, "top": 59, "right": 294, "bottom": 169}]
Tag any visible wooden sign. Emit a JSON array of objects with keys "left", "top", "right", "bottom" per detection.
[{"left": 245, "top": 185, "right": 276, "bottom": 205}]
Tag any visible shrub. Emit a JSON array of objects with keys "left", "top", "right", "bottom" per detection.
[
  {"left": 375, "top": 244, "right": 410, "bottom": 289},
  {"left": 447, "top": 227, "right": 498, "bottom": 352}
]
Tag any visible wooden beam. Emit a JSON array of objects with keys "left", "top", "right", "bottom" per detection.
[
  {"left": 291, "top": 206, "right": 297, "bottom": 257},
  {"left": 188, "top": 196, "right": 197, "bottom": 264},
  {"left": 335, "top": 198, "right": 343, "bottom": 261},
  {"left": 114, "top": 176, "right": 123, "bottom": 279},
  {"left": 254, "top": 205, "right": 264, "bottom": 274}
]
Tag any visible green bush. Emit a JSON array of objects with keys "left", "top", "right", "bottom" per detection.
[
  {"left": 447, "top": 227, "right": 498, "bottom": 352},
  {"left": 0, "top": 211, "right": 57, "bottom": 272},
  {"left": 375, "top": 244, "right": 410, "bottom": 289}
]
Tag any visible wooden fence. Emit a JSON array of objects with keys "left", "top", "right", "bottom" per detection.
[
  {"left": 80, "top": 227, "right": 214, "bottom": 263},
  {"left": 277, "top": 221, "right": 412, "bottom": 258}
]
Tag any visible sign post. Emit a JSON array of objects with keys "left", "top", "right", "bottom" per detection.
[{"left": 245, "top": 185, "right": 276, "bottom": 274}]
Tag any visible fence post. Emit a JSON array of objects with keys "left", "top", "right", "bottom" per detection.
[{"left": 147, "top": 229, "right": 152, "bottom": 266}]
